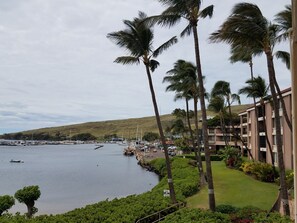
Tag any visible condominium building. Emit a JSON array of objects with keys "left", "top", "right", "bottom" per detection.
[{"left": 238, "top": 88, "right": 292, "bottom": 169}]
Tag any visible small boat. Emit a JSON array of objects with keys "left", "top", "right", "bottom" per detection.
[
  {"left": 123, "top": 147, "right": 135, "bottom": 156},
  {"left": 94, "top": 145, "right": 104, "bottom": 150},
  {"left": 10, "top": 159, "right": 24, "bottom": 163}
]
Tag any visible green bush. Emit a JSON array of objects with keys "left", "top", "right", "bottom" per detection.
[
  {"left": 150, "top": 158, "right": 167, "bottom": 176},
  {"left": 152, "top": 158, "right": 199, "bottom": 199},
  {"left": 276, "top": 170, "right": 293, "bottom": 189},
  {"left": 230, "top": 206, "right": 262, "bottom": 222},
  {"left": 0, "top": 195, "right": 15, "bottom": 216},
  {"left": 162, "top": 208, "right": 230, "bottom": 223},
  {"left": 219, "top": 146, "right": 242, "bottom": 168},
  {"left": 253, "top": 212, "right": 293, "bottom": 223},
  {"left": 216, "top": 204, "right": 239, "bottom": 214},
  {"left": 241, "top": 162, "right": 277, "bottom": 182}
]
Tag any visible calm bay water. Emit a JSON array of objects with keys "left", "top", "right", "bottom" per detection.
[{"left": 0, "top": 143, "right": 159, "bottom": 214}]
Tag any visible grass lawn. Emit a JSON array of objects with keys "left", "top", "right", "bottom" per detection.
[{"left": 186, "top": 161, "right": 279, "bottom": 210}]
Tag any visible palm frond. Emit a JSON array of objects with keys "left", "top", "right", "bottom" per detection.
[
  {"left": 232, "top": 3, "right": 263, "bottom": 19},
  {"left": 199, "top": 5, "right": 214, "bottom": 19},
  {"left": 152, "top": 36, "right": 178, "bottom": 58},
  {"left": 180, "top": 24, "right": 192, "bottom": 38},
  {"left": 114, "top": 56, "right": 140, "bottom": 65},
  {"left": 230, "top": 94, "right": 241, "bottom": 105},
  {"left": 274, "top": 5, "right": 292, "bottom": 42},
  {"left": 149, "top": 59, "right": 160, "bottom": 72},
  {"left": 158, "top": 14, "right": 182, "bottom": 28},
  {"left": 275, "top": 50, "right": 290, "bottom": 69}
]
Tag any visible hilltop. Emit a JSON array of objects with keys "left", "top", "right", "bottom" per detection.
[{"left": 3, "top": 104, "right": 250, "bottom": 140}]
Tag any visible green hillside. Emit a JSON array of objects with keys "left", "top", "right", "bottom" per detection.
[{"left": 8, "top": 104, "right": 251, "bottom": 140}]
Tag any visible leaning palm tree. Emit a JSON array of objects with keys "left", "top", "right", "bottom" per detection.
[
  {"left": 210, "top": 3, "right": 290, "bottom": 215},
  {"left": 163, "top": 60, "right": 206, "bottom": 186},
  {"left": 149, "top": 0, "right": 216, "bottom": 211},
  {"left": 107, "top": 12, "right": 178, "bottom": 203}
]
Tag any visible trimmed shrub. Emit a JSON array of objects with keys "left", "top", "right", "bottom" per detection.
[
  {"left": 162, "top": 208, "right": 230, "bottom": 223},
  {"left": 216, "top": 204, "right": 239, "bottom": 214}
]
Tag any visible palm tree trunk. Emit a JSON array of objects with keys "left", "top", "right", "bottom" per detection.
[
  {"left": 272, "top": 75, "right": 292, "bottom": 131},
  {"left": 261, "top": 101, "right": 277, "bottom": 180},
  {"left": 192, "top": 24, "right": 215, "bottom": 211},
  {"left": 220, "top": 111, "right": 229, "bottom": 146},
  {"left": 248, "top": 60, "right": 262, "bottom": 160},
  {"left": 265, "top": 50, "right": 290, "bottom": 216},
  {"left": 193, "top": 97, "right": 206, "bottom": 186},
  {"left": 145, "top": 64, "right": 177, "bottom": 204},
  {"left": 226, "top": 99, "right": 238, "bottom": 147}
]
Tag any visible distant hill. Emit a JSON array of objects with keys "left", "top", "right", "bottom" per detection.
[{"left": 4, "top": 104, "right": 251, "bottom": 140}]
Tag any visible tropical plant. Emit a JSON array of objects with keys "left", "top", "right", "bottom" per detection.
[
  {"left": 210, "top": 81, "right": 241, "bottom": 146},
  {"left": 274, "top": 4, "right": 292, "bottom": 70},
  {"left": 219, "top": 146, "right": 242, "bottom": 168},
  {"left": 163, "top": 59, "right": 206, "bottom": 186},
  {"left": 149, "top": 0, "right": 216, "bottom": 211},
  {"left": 0, "top": 195, "right": 15, "bottom": 216},
  {"left": 142, "top": 132, "right": 159, "bottom": 142},
  {"left": 208, "top": 95, "right": 229, "bottom": 146},
  {"left": 107, "top": 12, "right": 178, "bottom": 203},
  {"left": 210, "top": 3, "right": 290, "bottom": 215},
  {"left": 275, "top": 5, "right": 292, "bottom": 42},
  {"left": 14, "top": 185, "right": 41, "bottom": 218}
]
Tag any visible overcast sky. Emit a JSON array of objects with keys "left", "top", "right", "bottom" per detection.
[{"left": 0, "top": 0, "right": 291, "bottom": 134}]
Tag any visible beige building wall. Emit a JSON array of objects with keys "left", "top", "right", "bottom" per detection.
[{"left": 238, "top": 88, "right": 293, "bottom": 170}]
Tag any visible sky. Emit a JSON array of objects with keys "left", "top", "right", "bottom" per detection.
[{"left": 0, "top": 0, "right": 292, "bottom": 134}]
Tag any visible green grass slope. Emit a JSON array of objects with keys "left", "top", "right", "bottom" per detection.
[
  {"left": 186, "top": 162, "right": 278, "bottom": 210},
  {"left": 18, "top": 104, "right": 250, "bottom": 139}
]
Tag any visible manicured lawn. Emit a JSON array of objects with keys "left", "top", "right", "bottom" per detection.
[{"left": 186, "top": 161, "right": 279, "bottom": 210}]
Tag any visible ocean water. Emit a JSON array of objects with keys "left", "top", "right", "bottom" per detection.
[{"left": 0, "top": 143, "right": 159, "bottom": 214}]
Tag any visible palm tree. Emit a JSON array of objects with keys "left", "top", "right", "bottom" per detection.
[
  {"left": 239, "top": 76, "right": 277, "bottom": 179},
  {"left": 229, "top": 45, "right": 261, "bottom": 159},
  {"left": 163, "top": 60, "right": 206, "bottom": 186},
  {"left": 107, "top": 12, "right": 178, "bottom": 203},
  {"left": 210, "top": 3, "right": 290, "bottom": 215},
  {"left": 275, "top": 5, "right": 292, "bottom": 70},
  {"left": 275, "top": 5, "right": 292, "bottom": 42},
  {"left": 208, "top": 95, "right": 229, "bottom": 146},
  {"left": 211, "top": 81, "right": 241, "bottom": 147},
  {"left": 149, "top": 0, "right": 216, "bottom": 211}
]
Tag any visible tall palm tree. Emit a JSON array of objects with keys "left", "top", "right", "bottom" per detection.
[
  {"left": 107, "top": 12, "right": 178, "bottom": 204},
  {"left": 210, "top": 3, "right": 290, "bottom": 215},
  {"left": 163, "top": 60, "right": 206, "bottom": 186},
  {"left": 239, "top": 76, "right": 277, "bottom": 179},
  {"left": 229, "top": 46, "right": 261, "bottom": 159},
  {"left": 149, "top": 0, "right": 216, "bottom": 211}
]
